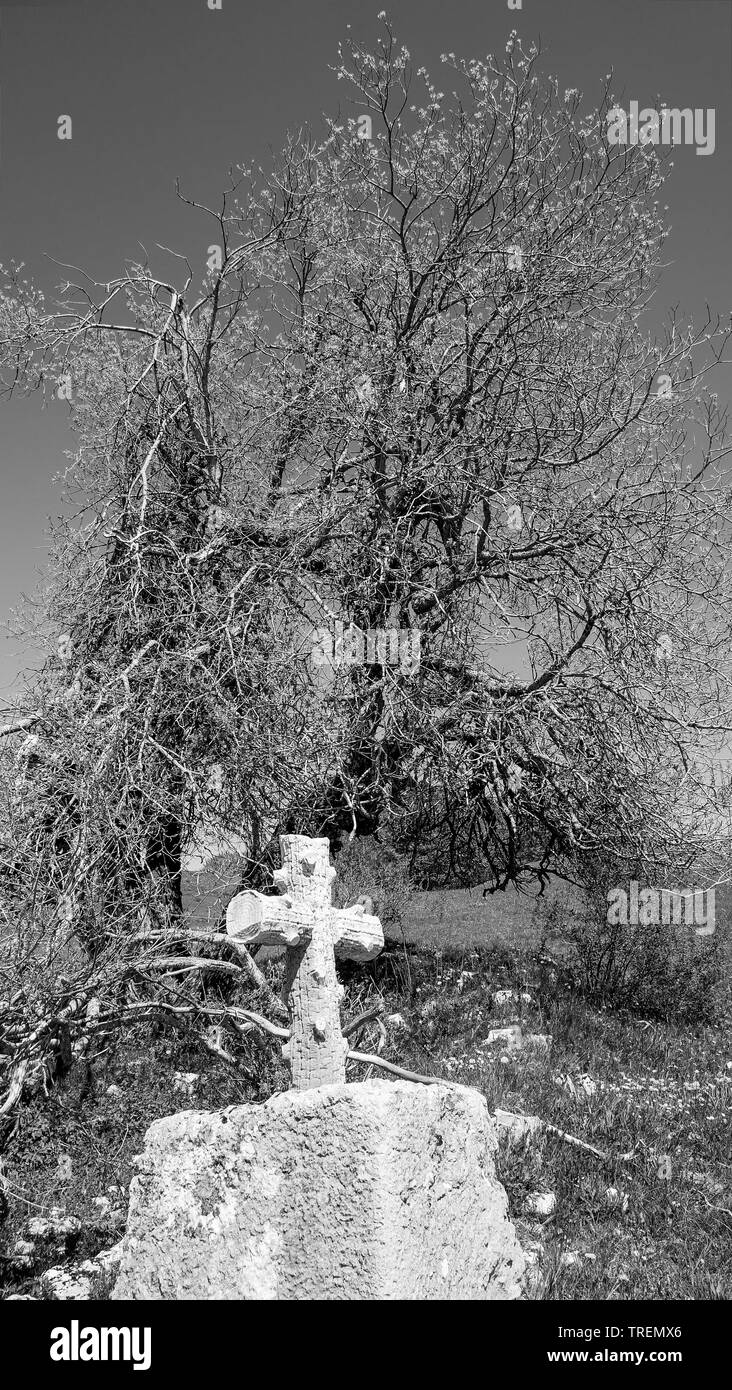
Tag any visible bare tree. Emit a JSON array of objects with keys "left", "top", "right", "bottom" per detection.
[{"left": 2, "top": 22, "right": 732, "bottom": 1126}]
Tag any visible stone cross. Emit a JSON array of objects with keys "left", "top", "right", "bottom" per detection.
[{"left": 226, "top": 835, "right": 383, "bottom": 1090}]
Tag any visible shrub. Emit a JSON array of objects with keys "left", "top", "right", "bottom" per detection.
[
  {"left": 332, "top": 834, "right": 414, "bottom": 941},
  {"left": 548, "top": 887, "right": 728, "bottom": 1024}
]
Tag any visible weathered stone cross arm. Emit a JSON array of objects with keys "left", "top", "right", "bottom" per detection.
[
  {"left": 226, "top": 835, "right": 383, "bottom": 1090},
  {"left": 225, "top": 889, "right": 382, "bottom": 961},
  {"left": 225, "top": 890, "right": 313, "bottom": 949}
]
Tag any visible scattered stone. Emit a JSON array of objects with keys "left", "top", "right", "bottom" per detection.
[
  {"left": 172, "top": 1071, "right": 199, "bottom": 1098},
  {"left": 41, "top": 1266, "right": 92, "bottom": 1301},
  {"left": 684, "top": 1171, "right": 725, "bottom": 1195},
  {"left": 27, "top": 1213, "right": 82, "bottom": 1245},
  {"left": 386, "top": 1013, "right": 407, "bottom": 1029},
  {"left": 560, "top": 1250, "right": 581, "bottom": 1267},
  {"left": 584, "top": 1252, "right": 597, "bottom": 1262},
  {"left": 112, "top": 1079, "right": 525, "bottom": 1300},
  {"left": 36, "top": 1251, "right": 122, "bottom": 1301},
  {"left": 494, "top": 1109, "right": 543, "bottom": 1144},
  {"left": 106, "top": 1084, "right": 122, "bottom": 1097},
  {"left": 75, "top": 1239, "right": 125, "bottom": 1289},
  {"left": 205, "top": 1024, "right": 225, "bottom": 1051},
  {"left": 605, "top": 1187, "right": 629, "bottom": 1213},
  {"left": 94, "top": 1240, "right": 125, "bottom": 1277},
  {"left": 483, "top": 1025, "right": 523, "bottom": 1053},
  {"left": 494, "top": 989, "right": 533, "bottom": 1007},
  {"left": 523, "top": 1191, "right": 556, "bottom": 1218},
  {"left": 10, "top": 1239, "right": 36, "bottom": 1272},
  {"left": 90, "top": 1199, "right": 126, "bottom": 1236},
  {"left": 554, "top": 1072, "right": 598, "bottom": 1097}
]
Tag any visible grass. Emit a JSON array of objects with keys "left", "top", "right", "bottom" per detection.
[
  {"left": 179, "top": 863, "right": 586, "bottom": 952},
  {"left": 373, "top": 946, "right": 732, "bottom": 1299},
  {"left": 1, "top": 937, "right": 730, "bottom": 1300}
]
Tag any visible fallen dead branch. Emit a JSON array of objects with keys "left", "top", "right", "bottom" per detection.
[
  {"left": 346, "top": 1049, "right": 455, "bottom": 1087},
  {"left": 500, "top": 1109, "right": 638, "bottom": 1164}
]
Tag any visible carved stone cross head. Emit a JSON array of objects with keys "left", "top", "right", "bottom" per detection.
[{"left": 226, "top": 835, "right": 383, "bottom": 1090}]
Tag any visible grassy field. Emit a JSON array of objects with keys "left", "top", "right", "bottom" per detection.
[
  {"left": 181, "top": 863, "right": 586, "bottom": 952},
  {"left": 387, "top": 948, "right": 732, "bottom": 1299},
  {"left": 2, "top": 857, "right": 730, "bottom": 1300},
  {"left": 1, "top": 930, "right": 730, "bottom": 1301},
  {"left": 400, "top": 879, "right": 585, "bottom": 952}
]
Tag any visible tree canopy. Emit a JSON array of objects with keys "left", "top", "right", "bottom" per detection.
[{"left": 1, "top": 22, "right": 731, "bottom": 955}]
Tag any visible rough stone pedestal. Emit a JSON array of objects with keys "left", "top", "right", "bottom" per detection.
[{"left": 112, "top": 1080, "right": 525, "bottom": 1300}]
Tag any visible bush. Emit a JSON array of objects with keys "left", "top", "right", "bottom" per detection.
[
  {"left": 548, "top": 889, "right": 728, "bottom": 1024},
  {"left": 332, "top": 834, "right": 414, "bottom": 941}
]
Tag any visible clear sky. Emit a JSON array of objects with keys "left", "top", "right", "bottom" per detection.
[{"left": 0, "top": 0, "right": 730, "bottom": 707}]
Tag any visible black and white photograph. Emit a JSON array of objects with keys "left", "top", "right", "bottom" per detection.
[{"left": 0, "top": 0, "right": 730, "bottom": 1349}]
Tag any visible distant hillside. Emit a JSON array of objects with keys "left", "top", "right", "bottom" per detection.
[
  {"left": 399, "top": 879, "right": 588, "bottom": 952},
  {"left": 180, "top": 862, "right": 588, "bottom": 954}
]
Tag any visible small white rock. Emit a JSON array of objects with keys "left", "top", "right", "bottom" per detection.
[
  {"left": 484, "top": 1025, "right": 523, "bottom": 1052},
  {"left": 40, "top": 1267, "right": 92, "bottom": 1301},
  {"left": 172, "top": 1071, "right": 199, "bottom": 1097},
  {"left": 11, "top": 1239, "right": 36, "bottom": 1271},
  {"left": 494, "top": 1109, "right": 543, "bottom": 1144},
  {"left": 386, "top": 1013, "right": 407, "bottom": 1029},
  {"left": 524, "top": 1191, "right": 556, "bottom": 1218},
  {"left": 78, "top": 1239, "right": 124, "bottom": 1282},
  {"left": 106, "top": 1084, "right": 121, "bottom": 1097},
  {"left": 27, "top": 1214, "right": 81, "bottom": 1242}
]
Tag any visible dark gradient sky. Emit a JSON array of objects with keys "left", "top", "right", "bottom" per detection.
[{"left": 0, "top": 0, "right": 730, "bottom": 703}]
